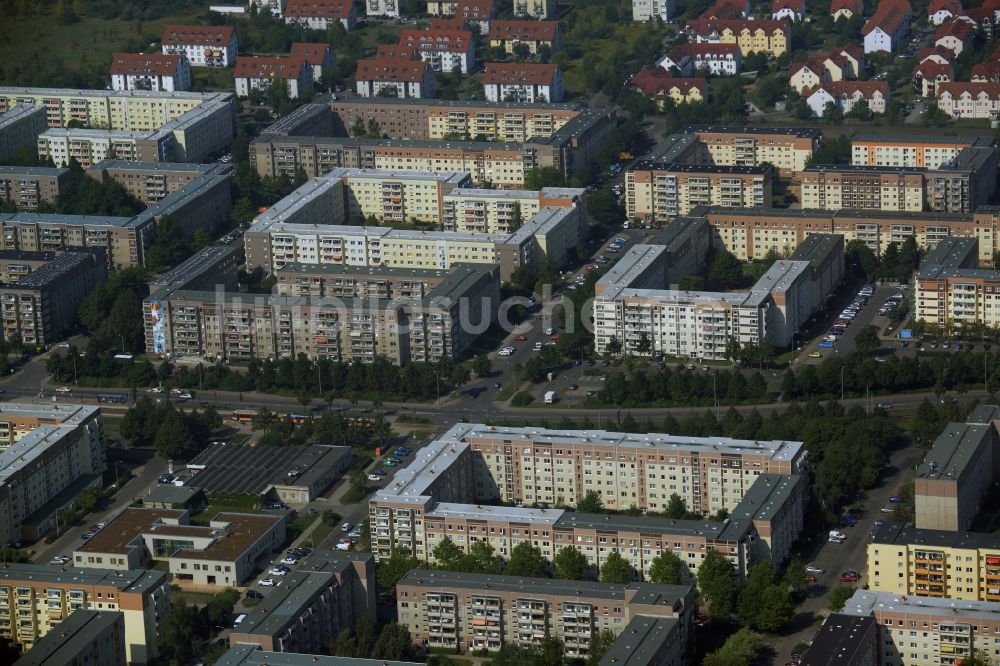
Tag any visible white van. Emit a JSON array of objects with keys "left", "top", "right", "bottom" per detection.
[{"left": 233, "top": 614, "right": 247, "bottom": 627}]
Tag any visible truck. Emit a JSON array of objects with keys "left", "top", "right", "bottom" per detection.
[{"left": 544, "top": 391, "right": 557, "bottom": 404}]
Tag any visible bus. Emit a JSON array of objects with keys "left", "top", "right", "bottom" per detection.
[
  {"left": 231, "top": 411, "right": 320, "bottom": 426},
  {"left": 97, "top": 394, "right": 129, "bottom": 404}
]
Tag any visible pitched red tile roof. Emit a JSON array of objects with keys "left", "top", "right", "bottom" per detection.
[
  {"left": 482, "top": 62, "right": 559, "bottom": 85},
  {"left": 810, "top": 80, "right": 890, "bottom": 98},
  {"left": 772, "top": 0, "right": 805, "bottom": 13},
  {"left": 374, "top": 45, "right": 420, "bottom": 60},
  {"left": 831, "top": 0, "right": 863, "bottom": 14},
  {"left": 668, "top": 42, "right": 743, "bottom": 60},
  {"left": 110, "top": 53, "right": 186, "bottom": 76},
  {"left": 355, "top": 59, "right": 431, "bottom": 82},
  {"left": 161, "top": 25, "right": 234, "bottom": 46},
  {"left": 839, "top": 44, "right": 863, "bottom": 60},
  {"left": 934, "top": 18, "right": 974, "bottom": 42},
  {"left": 290, "top": 43, "right": 332, "bottom": 65},
  {"left": 913, "top": 61, "right": 953, "bottom": 79},
  {"left": 686, "top": 17, "right": 790, "bottom": 36},
  {"left": 862, "top": 0, "right": 910, "bottom": 36},
  {"left": 928, "top": 0, "right": 961, "bottom": 14},
  {"left": 285, "top": 0, "right": 354, "bottom": 19},
  {"left": 488, "top": 19, "right": 560, "bottom": 42},
  {"left": 917, "top": 45, "right": 956, "bottom": 62},
  {"left": 972, "top": 61, "right": 1000, "bottom": 80},
  {"left": 937, "top": 82, "right": 1000, "bottom": 97},
  {"left": 234, "top": 56, "right": 307, "bottom": 80},
  {"left": 429, "top": 18, "right": 467, "bottom": 30},
  {"left": 400, "top": 29, "right": 474, "bottom": 52},
  {"left": 628, "top": 68, "right": 707, "bottom": 99},
  {"left": 789, "top": 57, "right": 825, "bottom": 76},
  {"left": 706, "top": 0, "right": 748, "bottom": 19},
  {"left": 958, "top": 7, "right": 990, "bottom": 23}
]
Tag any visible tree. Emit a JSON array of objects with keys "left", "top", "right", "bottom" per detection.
[
  {"left": 432, "top": 537, "right": 464, "bottom": 570},
  {"left": 472, "top": 354, "right": 492, "bottom": 378},
  {"left": 587, "top": 629, "right": 617, "bottom": 666},
  {"left": 203, "top": 589, "right": 240, "bottom": 628},
  {"left": 738, "top": 562, "right": 777, "bottom": 628},
  {"left": 703, "top": 628, "right": 763, "bottom": 666},
  {"left": 698, "top": 548, "right": 738, "bottom": 620},
  {"left": 606, "top": 337, "right": 622, "bottom": 357},
  {"left": 576, "top": 490, "right": 604, "bottom": 513},
  {"left": 678, "top": 275, "right": 704, "bottom": 291},
  {"left": 708, "top": 249, "right": 746, "bottom": 289},
  {"left": 508, "top": 203, "right": 524, "bottom": 233},
  {"left": 372, "top": 623, "right": 415, "bottom": 660},
  {"left": 523, "top": 167, "right": 566, "bottom": 190},
  {"left": 465, "top": 540, "right": 503, "bottom": 574},
  {"left": 829, "top": 585, "right": 855, "bottom": 611},
  {"left": 75, "top": 487, "right": 99, "bottom": 512},
  {"left": 755, "top": 584, "right": 794, "bottom": 632},
  {"left": 855, "top": 325, "right": 880, "bottom": 356},
  {"left": 506, "top": 542, "right": 548, "bottom": 577},
  {"left": 599, "top": 551, "right": 634, "bottom": 583},
  {"left": 156, "top": 600, "right": 205, "bottom": 664},
  {"left": 783, "top": 560, "right": 809, "bottom": 597},
  {"left": 648, "top": 550, "right": 687, "bottom": 585},
  {"left": 376, "top": 547, "right": 421, "bottom": 594},
  {"left": 553, "top": 545, "right": 590, "bottom": 581},
  {"left": 663, "top": 493, "right": 689, "bottom": 519}
]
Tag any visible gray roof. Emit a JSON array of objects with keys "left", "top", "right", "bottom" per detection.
[
  {"left": 0, "top": 563, "right": 166, "bottom": 595},
  {"left": 87, "top": 160, "right": 220, "bottom": 174},
  {"left": 685, "top": 124, "right": 822, "bottom": 138},
  {"left": 142, "top": 484, "right": 201, "bottom": 505},
  {"left": 216, "top": 643, "right": 423, "bottom": 666},
  {"left": 599, "top": 615, "right": 681, "bottom": 666},
  {"left": 149, "top": 245, "right": 239, "bottom": 291},
  {"left": 13, "top": 610, "right": 123, "bottom": 666},
  {"left": 12, "top": 250, "right": 97, "bottom": 289},
  {"left": 798, "top": 613, "right": 876, "bottom": 666},
  {"left": 852, "top": 133, "right": 993, "bottom": 146},
  {"left": 843, "top": 589, "right": 1000, "bottom": 623},
  {"left": 0, "top": 212, "right": 146, "bottom": 229},
  {"left": 789, "top": 233, "right": 843, "bottom": 267},
  {"left": 554, "top": 511, "right": 744, "bottom": 541},
  {"left": 917, "top": 236, "right": 998, "bottom": 280},
  {"left": 187, "top": 443, "right": 351, "bottom": 495},
  {"left": 630, "top": 160, "right": 771, "bottom": 175},
  {"left": 871, "top": 522, "right": 1000, "bottom": 550},
  {"left": 803, "top": 163, "right": 925, "bottom": 175},
  {"left": 727, "top": 474, "right": 802, "bottom": 524},
  {"left": 916, "top": 420, "right": 992, "bottom": 480},
  {"left": 0, "top": 166, "right": 68, "bottom": 178}
]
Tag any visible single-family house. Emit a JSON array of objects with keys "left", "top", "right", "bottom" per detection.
[
  {"left": 772, "top": 0, "right": 806, "bottom": 21},
  {"left": 831, "top": 0, "right": 863, "bottom": 20},
  {"left": 934, "top": 18, "right": 975, "bottom": 56},
  {"left": 862, "top": 0, "right": 911, "bottom": 53},
  {"left": 928, "top": 0, "right": 962, "bottom": 24}
]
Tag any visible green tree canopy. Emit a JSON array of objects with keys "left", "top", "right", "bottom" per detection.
[
  {"left": 599, "top": 551, "right": 634, "bottom": 584},
  {"left": 648, "top": 550, "right": 687, "bottom": 585},
  {"left": 554, "top": 546, "right": 590, "bottom": 581},
  {"left": 506, "top": 542, "right": 548, "bottom": 578},
  {"left": 698, "top": 548, "right": 738, "bottom": 620}
]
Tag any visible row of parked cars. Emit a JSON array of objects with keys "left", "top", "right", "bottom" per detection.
[
  {"left": 822, "top": 284, "right": 875, "bottom": 346},
  {"left": 258, "top": 546, "right": 313, "bottom": 587},
  {"left": 877, "top": 291, "right": 905, "bottom": 317}
]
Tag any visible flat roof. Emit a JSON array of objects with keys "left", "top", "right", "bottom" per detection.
[
  {"left": 13, "top": 610, "right": 123, "bottom": 666},
  {"left": 88, "top": 160, "right": 219, "bottom": 174},
  {"left": 596, "top": 245, "right": 668, "bottom": 298},
  {"left": 150, "top": 245, "right": 239, "bottom": 290},
  {"left": 12, "top": 250, "right": 96, "bottom": 289},
  {"left": 0, "top": 563, "right": 166, "bottom": 595},
  {"left": 0, "top": 212, "right": 144, "bottom": 229},
  {"left": 0, "top": 87, "right": 230, "bottom": 101},
  {"left": 188, "top": 443, "right": 351, "bottom": 496},
  {"left": 276, "top": 262, "right": 452, "bottom": 279},
  {"left": 0, "top": 105, "right": 45, "bottom": 129},
  {"left": 802, "top": 163, "right": 925, "bottom": 175},
  {"left": 798, "top": 613, "right": 876, "bottom": 666},
  {"left": 630, "top": 160, "right": 771, "bottom": 175},
  {"left": 325, "top": 166, "right": 470, "bottom": 184},
  {"left": 871, "top": 522, "right": 1000, "bottom": 551},
  {"left": 372, "top": 437, "right": 471, "bottom": 504},
  {"left": 751, "top": 260, "right": 810, "bottom": 294},
  {"left": 647, "top": 132, "right": 699, "bottom": 163},
  {"left": 728, "top": 473, "right": 802, "bottom": 524},
  {"left": 0, "top": 165, "right": 67, "bottom": 178},
  {"left": 843, "top": 589, "right": 1000, "bottom": 623},
  {"left": 327, "top": 94, "right": 584, "bottom": 111},
  {"left": 216, "top": 644, "right": 423, "bottom": 666},
  {"left": 554, "top": 511, "right": 738, "bottom": 540},
  {"left": 0, "top": 405, "right": 102, "bottom": 486},
  {"left": 428, "top": 502, "right": 564, "bottom": 525},
  {"left": 789, "top": 233, "right": 843, "bottom": 267},
  {"left": 917, "top": 420, "right": 992, "bottom": 479},
  {"left": 599, "top": 615, "right": 681, "bottom": 666},
  {"left": 686, "top": 124, "right": 822, "bottom": 138},
  {"left": 917, "top": 237, "right": 992, "bottom": 280},
  {"left": 852, "top": 133, "right": 994, "bottom": 146},
  {"left": 142, "top": 484, "right": 200, "bottom": 505}
]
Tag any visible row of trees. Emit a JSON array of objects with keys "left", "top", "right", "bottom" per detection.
[
  {"left": 591, "top": 366, "right": 771, "bottom": 407},
  {"left": 120, "top": 398, "right": 222, "bottom": 461},
  {"left": 699, "top": 553, "right": 800, "bottom": 634},
  {"left": 329, "top": 619, "right": 416, "bottom": 663},
  {"left": 156, "top": 589, "right": 239, "bottom": 664}
]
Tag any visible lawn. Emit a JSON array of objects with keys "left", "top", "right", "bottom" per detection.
[{"left": 190, "top": 503, "right": 262, "bottom": 526}]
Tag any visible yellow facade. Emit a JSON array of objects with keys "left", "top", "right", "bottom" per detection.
[
  {"left": 868, "top": 539, "right": 1000, "bottom": 603},
  {"left": 714, "top": 26, "right": 788, "bottom": 56}
]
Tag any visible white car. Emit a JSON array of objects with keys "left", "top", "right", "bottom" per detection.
[
  {"left": 805, "top": 564, "right": 825, "bottom": 574},
  {"left": 55, "top": 387, "right": 71, "bottom": 393},
  {"left": 177, "top": 393, "right": 192, "bottom": 400},
  {"left": 259, "top": 578, "right": 276, "bottom": 586},
  {"left": 368, "top": 474, "right": 382, "bottom": 481},
  {"left": 147, "top": 387, "right": 162, "bottom": 393},
  {"left": 268, "top": 567, "right": 289, "bottom": 576},
  {"left": 280, "top": 557, "right": 299, "bottom": 566},
  {"left": 349, "top": 529, "right": 362, "bottom": 538},
  {"left": 335, "top": 542, "right": 351, "bottom": 550},
  {"left": 341, "top": 522, "right": 353, "bottom": 532},
  {"left": 49, "top": 555, "right": 71, "bottom": 566}
]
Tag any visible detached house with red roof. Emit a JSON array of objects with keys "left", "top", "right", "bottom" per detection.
[
  {"left": 789, "top": 46, "right": 863, "bottom": 93},
  {"left": 862, "top": 0, "right": 911, "bottom": 53},
  {"left": 488, "top": 20, "right": 562, "bottom": 54},
  {"left": 831, "top": 0, "right": 863, "bottom": 20},
  {"left": 290, "top": 43, "right": 335, "bottom": 82},
  {"left": 400, "top": 29, "right": 476, "bottom": 73},
  {"left": 912, "top": 60, "right": 953, "bottom": 96},
  {"left": 934, "top": 18, "right": 975, "bottom": 56},
  {"left": 627, "top": 68, "right": 706, "bottom": 108},
  {"left": 161, "top": 25, "right": 237, "bottom": 67},
  {"left": 482, "top": 63, "right": 563, "bottom": 103},
  {"left": 916, "top": 44, "right": 955, "bottom": 64},
  {"left": 355, "top": 50, "right": 435, "bottom": 99},
  {"left": 659, "top": 43, "right": 742, "bottom": 76},
  {"left": 284, "top": 0, "right": 358, "bottom": 31},
  {"left": 110, "top": 53, "right": 192, "bottom": 92},
  {"left": 928, "top": 0, "right": 962, "bottom": 24},
  {"left": 772, "top": 0, "right": 806, "bottom": 21},
  {"left": 806, "top": 81, "right": 890, "bottom": 116},
  {"left": 235, "top": 56, "right": 313, "bottom": 99},
  {"left": 936, "top": 82, "right": 1000, "bottom": 117}
]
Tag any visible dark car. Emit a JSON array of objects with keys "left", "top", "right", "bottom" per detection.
[{"left": 839, "top": 515, "right": 858, "bottom": 527}]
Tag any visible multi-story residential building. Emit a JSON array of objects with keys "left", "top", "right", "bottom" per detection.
[
  {"left": 913, "top": 60, "right": 954, "bottom": 97},
  {"left": 235, "top": 56, "right": 313, "bottom": 99},
  {"left": 85, "top": 160, "right": 229, "bottom": 205},
  {"left": 913, "top": 404, "right": 1000, "bottom": 531},
  {"left": 788, "top": 232, "right": 847, "bottom": 311},
  {"left": 355, "top": 55, "right": 436, "bottom": 99},
  {"left": 0, "top": 166, "right": 69, "bottom": 211},
  {"left": 148, "top": 245, "right": 241, "bottom": 294},
  {"left": 0, "top": 106, "right": 47, "bottom": 162},
  {"left": 868, "top": 522, "right": 1000, "bottom": 602},
  {"left": 627, "top": 69, "right": 706, "bottom": 108},
  {"left": 73, "top": 508, "right": 286, "bottom": 588},
  {"left": 396, "top": 570, "right": 694, "bottom": 661},
  {"left": 0, "top": 403, "right": 106, "bottom": 544},
  {"left": 13, "top": 609, "right": 126, "bottom": 666},
  {"left": 217, "top": 646, "right": 423, "bottom": 666},
  {"left": 862, "top": 0, "right": 911, "bottom": 53},
  {"left": 0, "top": 212, "right": 153, "bottom": 268},
  {"left": 685, "top": 18, "right": 790, "bottom": 57},
  {"left": 488, "top": 20, "right": 562, "bottom": 54},
  {"left": 923, "top": 144, "right": 998, "bottom": 213},
  {"left": 633, "top": 0, "right": 676, "bottom": 21},
  {"left": 915, "top": 237, "right": 1000, "bottom": 333},
  {"left": 284, "top": 0, "right": 358, "bottom": 30},
  {"left": 441, "top": 186, "right": 585, "bottom": 233},
  {"left": 677, "top": 125, "right": 820, "bottom": 173},
  {"left": 482, "top": 63, "right": 563, "bottom": 103},
  {"left": 798, "top": 613, "right": 878, "bottom": 666},
  {"left": 135, "top": 169, "right": 233, "bottom": 237},
  {"left": 0, "top": 566, "right": 167, "bottom": 664},
  {"left": 789, "top": 47, "right": 864, "bottom": 93},
  {"left": 853, "top": 133, "right": 993, "bottom": 166},
  {"left": 36, "top": 128, "right": 175, "bottom": 168},
  {"left": 935, "top": 17, "right": 975, "bottom": 56},
  {"left": 275, "top": 263, "right": 467, "bottom": 299},
  {"left": 937, "top": 82, "right": 1000, "bottom": 118},
  {"left": 428, "top": 0, "right": 495, "bottom": 32},
  {"left": 513, "top": 0, "right": 554, "bottom": 17},
  {"left": 0, "top": 250, "right": 106, "bottom": 346},
  {"left": 400, "top": 29, "right": 475, "bottom": 74},
  {"left": 659, "top": 43, "right": 742, "bottom": 76},
  {"left": 971, "top": 61, "right": 1000, "bottom": 82},
  {"left": 109, "top": 53, "right": 192, "bottom": 92},
  {"left": 366, "top": 0, "right": 400, "bottom": 16},
  {"left": 806, "top": 80, "right": 890, "bottom": 117},
  {"left": 929, "top": 0, "right": 962, "bottom": 23},
  {"left": 772, "top": 0, "right": 805, "bottom": 20},
  {"left": 144, "top": 263, "right": 501, "bottom": 363},
  {"left": 0, "top": 251, "right": 58, "bottom": 284},
  {"left": 229, "top": 551, "right": 377, "bottom": 653},
  {"left": 625, "top": 161, "right": 772, "bottom": 220},
  {"left": 289, "top": 43, "right": 335, "bottom": 82},
  {"left": 799, "top": 165, "right": 925, "bottom": 212},
  {"left": 160, "top": 25, "right": 237, "bottom": 67}
]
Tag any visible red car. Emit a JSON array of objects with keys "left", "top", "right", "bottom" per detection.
[
  {"left": 805, "top": 574, "right": 817, "bottom": 583},
  {"left": 515, "top": 335, "right": 527, "bottom": 341},
  {"left": 694, "top": 612, "right": 710, "bottom": 625},
  {"left": 840, "top": 573, "right": 859, "bottom": 583},
  {"left": 550, "top": 334, "right": 560, "bottom": 341}
]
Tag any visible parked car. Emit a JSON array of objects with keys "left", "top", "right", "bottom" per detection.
[
  {"left": 805, "top": 564, "right": 824, "bottom": 574},
  {"left": 889, "top": 495, "right": 902, "bottom": 503},
  {"left": 340, "top": 522, "right": 353, "bottom": 532},
  {"left": 368, "top": 474, "right": 382, "bottom": 481},
  {"left": 49, "top": 555, "right": 71, "bottom": 566},
  {"left": 258, "top": 578, "right": 276, "bottom": 587},
  {"left": 840, "top": 572, "right": 859, "bottom": 583}
]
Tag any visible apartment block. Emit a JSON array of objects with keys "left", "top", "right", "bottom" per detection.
[
  {"left": 228, "top": 551, "right": 377, "bottom": 653},
  {"left": 626, "top": 161, "right": 772, "bottom": 221},
  {"left": 216, "top": 646, "right": 422, "bottom": 666},
  {"left": 36, "top": 128, "right": 171, "bottom": 168},
  {"left": 788, "top": 233, "right": 846, "bottom": 313},
  {"left": 289, "top": 43, "right": 335, "bottom": 82},
  {"left": 136, "top": 170, "right": 233, "bottom": 237},
  {"left": 148, "top": 244, "right": 241, "bottom": 294},
  {"left": 284, "top": 0, "right": 358, "bottom": 31},
  {"left": 799, "top": 165, "right": 926, "bottom": 212},
  {"left": 235, "top": 56, "right": 313, "bottom": 99},
  {"left": 366, "top": 0, "right": 400, "bottom": 16},
  {"left": 488, "top": 20, "right": 563, "bottom": 54},
  {"left": 264, "top": 102, "right": 334, "bottom": 138},
  {"left": 797, "top": 613, "right": 878, "bottom": 666},
  {"left": 936, "top": 82, "right": 1000, "bottom": 118},
  {"left": 441, "top": 186, "right": 584, "bottom": 233},
  {"left": 109, "top": 53, "right": 192, "bottom": 92},
  {"left": 143, "top": 263, "right": 500, "bottom": 363},
  {"left": 85, "top": 160, "right": 229, "bottom": 205},
  {"left": 633, "top": 0, "right": 677, "bottom": 21},
  {"left": 482, "top": 63, "right": 563, "bottom": 103},
  {"left": 842, "top": 589, "right": 1000, "bottom": 666},
  {"left": 73, "top": 507, "right": 286, "bottom": 588},
  {"left": 513, "top": 0, "right": 555, "bottom": 17},
  {"left": 0, "top": 166, "right": 69, "bottom": 211},
  {"left": 0, "top": 251, "right": 59, "bottom": 283},
  {"left": 0, "top": 212, "right": 152, "bottom": 269},
  {"left": 869, "top": 522, "right": 1000, "bottom": 602},
  {"left": 160, "top": 25, "right": 237, "bottom": 67},
  {"left": 0, "top": 403, "right": 106, "bottom": 544},
  {"left": 13, "top": 609, "right": 125, "bottom": 666},
  {"left": 683, "top": 125, "right": 820, "bottom": 173},
  {"left": 0, "top": 250, "right": 106, "bottom": 346},
  {"left": 914, "top": 237, "right": 1000, "bottom": 332},
  {"left": 0, "top": 106, "right": 47, "bottom": 162},
  {"left": 0, "top": 564, "right": 168, "bottom": 664},
  {"left": 396, "top": 570, "right": 693, "bottom": 661},
  {"left": 851, "top": 134, "right": 994, "bottom": 169},
  {"left": 924, "top": 145, "right": 998, "bottom": 213},
  {"left": 400, "top": 29, "right": 476, "bottom": 74}
]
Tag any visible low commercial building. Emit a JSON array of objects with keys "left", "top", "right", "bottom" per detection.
[
  {"left": 148, "top": 244, "right": 241, "bottom": 293},
  {"left": 235, "top": 56, "right": 313, "bottom": 99},
  {"left": 0, "top": 106, "right": 47, "bottom": 162},
  {"left": 868, "top": 522, "right": 1000, "bottom": 602},
  {"left": 626, "top": 160, "right": 772, "bottom": 221},
  {"left": 284, "top": 0, "right": 358, "bottom": 30},
  {"left": 85, "top": 160, "right": 230, "bottom": 205},
  {"left": 400, "top": 29, "right": 475, "bottom": 74},
  {"left": 228, "top": 551, "right": 377, "bottom": 653},
  {"left": 914, "top": 237, "right": 1000, "bottom": 333},
  {"left": 73, "top": 507, "right": 286, "bottom": 588},
  {"left": 0, "top": 250, "right": 107, "bottom": 346},
  {"left": 797, "top": 613, "right": 877, "bottom": 666},
  {"left": 140, "top": 484, "right": 204, "bottom": 510},
  {"left": 914, "top": 404, "right": 1000, "bottom": 531},
  {"left": 0, "top": 212, "right": 153, "bottom": 269},
  {"left": 0, "top": 166, "right": 69, "bottom": 210},
  {"left": 0, "top": 564, "right": 168, "bottom": 663},
  {"left": 482, "top": 63, "right": 563, "bottom": 103},
  {"left": 396, "top": 570, "right": 693, "bottom": 661},
  {"left": 186, "top": 443, "right": 352, "bottom": 504},
  {"left": 13, "top": 609, "right": 125, "bottom": 666},
  {"left": 488, "top": 20, "right": 562, "bottom": 54},
  {"left": 109, "top": 53, "right": 192, "bottom": 92},
  {"left": 841, "top": 589, "right": 1000, "bottom": 666},
  {"left": 799, "top": 165, "right": 926, "bottom": 213},
  {"left": 160, "top": 25, "right": 237, "bottom": 67}
]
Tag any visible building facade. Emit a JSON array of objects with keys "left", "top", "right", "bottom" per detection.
[
  {"left": 799, "top": 165, "right": 925, "bottom": 212},
  {"left": 109, "top": 53, "right": 192, "bottom": 92},
  {"left": 0, "top": 106, "right": 47, "bottom": 162},
  {"left": 161, "top": 25, "right": 236, "bottom": 66},
  {"left": 626, "top": 161, "right": 772, "bottom": 220},
  {"left": 235, "top": 56, "right": 313, "bottom": 99},
  {"left": 482, "top": 63, "right": 563, "bottom": 103},
  {"left": 0, "top": 166, "right": 69, "bottom": 210}
]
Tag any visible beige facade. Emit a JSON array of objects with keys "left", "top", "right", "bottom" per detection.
[
  {"left": 0, "top": 166, "right": 69, "bottom": 211},
  {"left": 626, "top": 161, "right": 772, "bottom": 221},
  {"left": 86, "top": 160, "right": 227, "bottom": 205},
  {"left": 0, "top": 213, "right": 153, "bottom": 269},
  {"left": 441, "top": 187, "right": 582, "bottom": 233},
  {"left": 0, "top": 565, "right": 169, "bottom": 664},
  {"left": 799, "top": 165, "right": 926, "bottom": 212},
  {"left": 687, "top": 125, "right": 819, "bottom": 173},
  {"left": 396, "top": 570, "right": 692, "bottom": 661},
  {"left": 0, "top": 106, "right": 48, "bottom": 162},
  {"left": 852, "top": 134, "right": 993, "bottom": 169},
  {"left": 915, "top": 238, "right": 1000, "bottom": 333}
]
